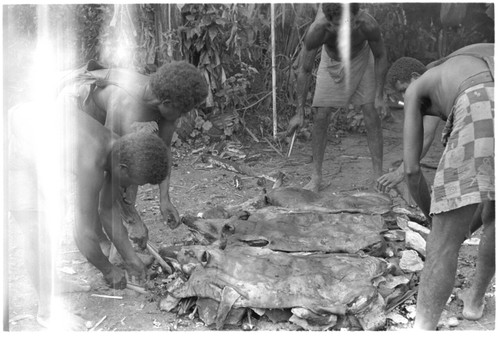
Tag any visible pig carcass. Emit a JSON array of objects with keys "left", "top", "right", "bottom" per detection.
[
  {"left": 183, "top": 211, "right": 386, "bottom": 254},
  {"left": 265, "top": 187, "right": 392, "bottom": 215},
  {"left": 170, "top": 245, "right": 388, "bottom": 330}
]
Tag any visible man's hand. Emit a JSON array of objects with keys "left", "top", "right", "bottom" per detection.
[
  {"left": 104, "top": 267, "right": 127, "bottom": 289},
  {"left": 125, "top": 262, "right": 147, "bottom": 286},
  {"left": 128, "top": 223, "right": 149, "bottom": 250},
  {"left": 285, "top": 110, "right": 305, "bottom": 138},
  {"left": 375, "top": 94, "right": 388, "bottom": 118},
  {"left": 161, "top": 200, "right": 181, "bottom": 229},
  {"left": 376, "top": 166, "right": 404, "bottom": 194}
]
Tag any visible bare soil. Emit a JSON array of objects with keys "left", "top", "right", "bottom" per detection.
[{"left": 6, "top": 108, "right": 495, "bottom": 331}]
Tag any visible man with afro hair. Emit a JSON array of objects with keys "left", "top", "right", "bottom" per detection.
[
  {"left": 284, "top": 3, "right": 388, "bottom": 192},
  {"left": 378, "top": 43, "right": 494, "bottom": 330},
  {"left": 8, "top": 100, "right": 169, "bottom": 329},
  {"left": 58, "top": 60, "right": 208, "bottom": 248},
  {"left": 376, "top": 56, "right": 439, "bottom": 193}
]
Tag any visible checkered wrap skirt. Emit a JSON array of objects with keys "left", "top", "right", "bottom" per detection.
[{"left": 430, "top": 82, "right": 495, "bottom": 215}]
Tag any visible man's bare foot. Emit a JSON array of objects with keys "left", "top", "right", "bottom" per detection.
[
  {"left": 459, "top": 290, "right": 486, "bottom": 320},
  {"left": 303, "top": 179, "right": 321, "bottom": 193},
  {"left": 37, "top": 310, "right": 91, "bottom": 331},
  {"left": 303, "top": 177, "right": 333, "bottom": 193}
]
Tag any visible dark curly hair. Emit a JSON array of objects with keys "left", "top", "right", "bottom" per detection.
[
  {"left": 322, "top": 3, "right": 360, "bottom": 21},
  {"left": 386, "top": 57, "right": 427, "bottom": 89},
  {"left": 112, "top": 132, "right": 169, "bottom": 185},
  {"left": 149, "top": 61, "right": 208, "bottom": 114}
]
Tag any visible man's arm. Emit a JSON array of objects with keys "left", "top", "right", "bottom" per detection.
[
  {"left": 362, "top": 13, "right": 389, "bottom": 112},
  {"left": 285, "top": 14, "right": 325, "bottom": 136},
  {"left": 99, "top": 177, "right": 145, "bottom": 280},
  {"left": 377, "top": 116, "right": 440, "bottom": 193},
  {"left": 403, "top": 81, "right": 432, "bottom": 220},
  {"left": 158, "top": 118, "right": 181, "bottom": 228},
  {"left": 74, "top": 170, "right": 128, "bottom": 288},
  {"left": 296, "top": 46, "right": 318, "bottom": 113}
]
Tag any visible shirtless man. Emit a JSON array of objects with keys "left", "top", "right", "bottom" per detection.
[
  {"left": 285, "top": 3, "right": 388, "bottom": 192},
  {"left": 8, "top": 101, "right": 169, "bottom": 330},
  {"left": 376, "top": 57, "right": 442, "bottom": 194},
  {"left": 59, "top": 60, "right": 208, "bottom": 247},
  {"left": 391, "top": 43, "right": 494, "bottom": 329}
]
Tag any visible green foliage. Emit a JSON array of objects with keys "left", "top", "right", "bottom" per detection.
[
  {"left": 77, "top": 5, "right": 112, "bottom": 64},
  {"left": 215, "top": 62, "right": 258, "bottom": 111},
  {"left": 5, "top": 3, "right": 494, "bottom": 135},
  {"left": 177, "top": 4, "right": 269, "bottom": 113}
]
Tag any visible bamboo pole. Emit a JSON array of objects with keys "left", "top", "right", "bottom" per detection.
[
  {"left": 147, "top": 242, "right": 173, "bottom": 274},
  {"left": 271, "top": 3, "right": 277, "bottom": 139}
]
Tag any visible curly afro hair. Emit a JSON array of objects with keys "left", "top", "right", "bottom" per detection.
[
  {"left": 386, "top": 57, "right": 427, "bottom": 89},
  {"left": 113, "top": 131, "right": 169, "bottom": 185},
  {"left": 149, "top": 61, "right": 208, "bottom": 114},
  {"left": 322, "top": 3, "right": 360, "bottom": 21}
]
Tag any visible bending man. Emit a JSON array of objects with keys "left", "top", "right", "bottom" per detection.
[
  {"left": 388, "top": 43, "right": 494, "bottom": 329},
  {"left": 8, "top": 101, "right": 169, "bottom": 329},
  {"left": 58, "top": 60, "right": 208, "bottom": 247}
]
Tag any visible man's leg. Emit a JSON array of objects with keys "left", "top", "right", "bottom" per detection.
[
  {"left": 304, "top": 107, "right": 331, "bottom": 192},
  {"left": 73, "top": 216, "right": 128, "bottom": 289},
  {"left": 117, "top": 184, "right": 148, "bottom": 249},
  {"left": 461, "top": 201, "right": 495, "bottom": 320},
  {"left": 414, "top": 204, "right": 479, "bottom": 330},
  {"left": 11, "top": 210, "right": 89, "bottom": 330},
  {"left": 469, "top": 203, "right": 484, "bottom": 236},
  {"left": 99, "top": 207, "right": 146, "bottom": 284},
  {"left": 11, "top": 211, "right": 51, "bottom": 323},
  {"left": 360, "top": 102, "right": 383, "bottom": 179}
]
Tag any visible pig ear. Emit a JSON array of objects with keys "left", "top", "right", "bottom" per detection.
[
  {"left": 200, "top": 251, "right": 210, "bottom": 266},
  {"left": 222, "top": 223, "right": 235, "bottom": 234}
]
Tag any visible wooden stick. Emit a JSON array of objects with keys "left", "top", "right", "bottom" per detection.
[
  {"left": 385, "top": 288, "right": 417, "bottom": 313},
  {"left": 126, "top": 283, "right": 149, "bottom": 295},
  {"left": 245, "top": 126, "right": 260, "bottom": 142},
  {"left": 91, "top": 294, "right": 123, "bottom": 299},
  {"left": 89, "top": 315, "right": 107, "bottom": 331},
  {"left": 287, "top": 130, "right": 297, "bottom": 157},
  {"left": 203, "top": 154, "right": 282, "bottom": 183},
  {"left": 147, "top": 242, "right": 173, "bottom": 274},
  {"left": 236, "top": 92, "right": 271, "bottom": 112},
  {"left": 264, "top": 138, "right": 283, "bottom": 157}
]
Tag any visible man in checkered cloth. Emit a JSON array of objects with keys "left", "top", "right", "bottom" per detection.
[{"left": 387, "top": 43, "right": 494, "bottom": 330}]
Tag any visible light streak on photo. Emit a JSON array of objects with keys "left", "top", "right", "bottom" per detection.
[{"left": 338, "top": 3, "right": 351, "bottom": 92}]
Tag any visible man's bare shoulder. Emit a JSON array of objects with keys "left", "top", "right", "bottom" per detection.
[
  {"left": 355, "top": 10, "right": 381, "bottom": 37},
  {"left": 90, "top": 68, "right": 150, "bottom": 91},
  {"left": 411, "top": 67, "right": 441, "bottom": 91},
  {"left": 306, "top": 13, "right": 329, "bottom": 36},
  {"left": 433, "top": 55, "right": 491, "bottom": 82},
  {"left": 402, "top": 68, "right": 441, "bottom": 107}
]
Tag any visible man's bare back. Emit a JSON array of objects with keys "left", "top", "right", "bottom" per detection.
[
  {"left": 407, "top": 55, "right": 493, "bottom": 120},
  {"left": 60, "top": 61, "right": 207, "bottom": 235}
]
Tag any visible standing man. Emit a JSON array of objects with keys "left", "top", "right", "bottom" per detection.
[
  {"left": 390, "top": 43, "right": 494, "bottom": 329},
  {"left": 285, "top": 3, "right": 388, "bottom": 192},
  {"left": 59, "top": 61, "right": 208, "bottom": 248}
]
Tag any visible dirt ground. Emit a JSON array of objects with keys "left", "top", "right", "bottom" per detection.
[{"left": 6, "top": 107, "right": 496, "bottom": 332}]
